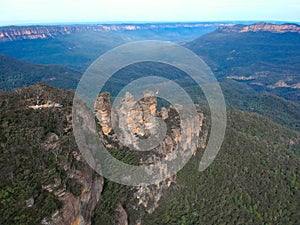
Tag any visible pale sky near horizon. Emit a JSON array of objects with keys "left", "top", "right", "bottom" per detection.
[{"left": 0, "top": 0, "right": 299, "bottom": 26}]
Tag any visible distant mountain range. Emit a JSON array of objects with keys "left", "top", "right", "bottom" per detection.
[
  {"left": 0, "top": 23, "right": 219, "bottom": 42},
  {"left": 0, "top": 22, "right": 299, "bottom": 42}
]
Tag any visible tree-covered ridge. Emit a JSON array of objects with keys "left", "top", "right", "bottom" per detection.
[
  {"left": 0, "top": 84, "right": 83, "bottom": 224},
  {"left": 0, "top": 54, "right": 81, "bottom": 91}
]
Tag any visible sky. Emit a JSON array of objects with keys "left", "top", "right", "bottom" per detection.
[{"left": 0, "top": 0, "right": 299, "bottom": 26}]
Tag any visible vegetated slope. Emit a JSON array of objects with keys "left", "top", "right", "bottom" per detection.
[
  {"left": 0, "top": 84, "right": 103, "bottom": 225},
  {"left": 185, "top": 23, "right": 300, "bottom": 103},
  {"left": 0, "top": 84, "right": 75, "bottom": 224},
  {"left": 219, "top": 79, "right": 300, "bottom": 131},
  {"left": 0, "top": 84, "right": 299, "bottom": 224},
  {"left": 0, "top": 54, "right": 81, "bottom": 90}
]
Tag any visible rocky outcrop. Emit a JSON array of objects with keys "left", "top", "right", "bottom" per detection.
[
  {"left": 10, "top": 84, "right": 103, "bottom": 224},
  {"left": 41, "top": 115, "right": 104, "bottom": 225},
  {"left": 268, "top": 80, "right": 300, "bottom": 89},
  {"left": 115, "top": 204, "right": 128, "bottom": 225},
  {"left": 218, "top": 22, "right": 300, "bottom": 34},
  {"left": 28, "top": 101, "right": 63, "bottom": 110},
  {"left": 94, "top": 91, "right": 207, "bottom": 215},
  {"left": 41, "top": 154, "right": 104, "bottom": 225},
  {"left": 94, "top": 93, "right": 112, "bottom": 135},
  {"left": 112, "top": 91, "right": 162, "bottom": 151}
]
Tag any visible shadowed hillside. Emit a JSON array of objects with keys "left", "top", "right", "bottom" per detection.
[{"left": 0, "top": 54, "right": 81, "bottom": 90}]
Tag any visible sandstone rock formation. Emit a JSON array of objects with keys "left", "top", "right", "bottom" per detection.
[
  {"left": 41, "top": 156, "right": 104, "bottom": 225},
  {"left": 94, "top": 91, "right": 207, "bottom": 216},
  {"left": 94, "top": 93, "right": 112, "bottom": 135}
]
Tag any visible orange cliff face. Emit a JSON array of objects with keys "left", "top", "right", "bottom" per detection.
[
  {"left": 240, "top": 23, "right": 300, "bottom": 33},
  {"left": 218, "top": 22, "right": 300, "bottom": 34}
]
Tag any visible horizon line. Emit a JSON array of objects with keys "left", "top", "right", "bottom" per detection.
[{"left": 0, "top": 20, "right": 299, "bottom": 27}]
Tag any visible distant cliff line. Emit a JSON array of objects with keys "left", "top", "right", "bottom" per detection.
[
  {"left": 0, "top": 23, "right": 216, "bottom": 42},
  {"left": 218, "top": 22, "right": 300, "bottom": 34},
  {"left": 1, "top": 22, "right": 299, "bottom": 42}
]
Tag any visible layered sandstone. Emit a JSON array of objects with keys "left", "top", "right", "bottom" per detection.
[{"left": 94, "top": 91, "right": 207, "bottom": 216}]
